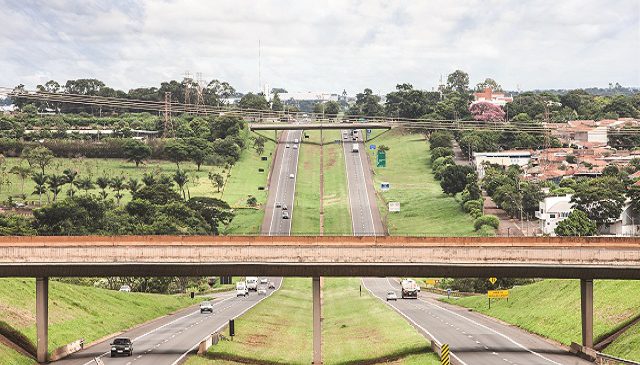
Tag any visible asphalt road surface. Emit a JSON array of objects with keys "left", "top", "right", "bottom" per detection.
[
  {"left": 262, "top": 129, "right": 303, "bottom": 235},
  {"left": 342, "top": 129, "right": 384, "bottom": 236},
  {"left": 55, "top": 278, "right": 282, "bottom": 365},
  {"left": 362, "top": 278, "right": 592, "bottom": 365}
]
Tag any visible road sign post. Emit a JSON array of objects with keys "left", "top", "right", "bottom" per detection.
[
  {"left": 488, "top": 289, "right": 509, "bottom": 309},
  {"left": 440, "top": 343, "right": 450, "bottom": 365}
]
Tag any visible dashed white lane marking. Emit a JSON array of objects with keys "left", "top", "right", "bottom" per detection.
[{"left": 136, "top": 355, "right": 142, "bottom": 359}]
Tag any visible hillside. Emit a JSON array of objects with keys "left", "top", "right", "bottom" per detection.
[
  {"left": 442, "top": 279, "right": 640, "bottom": 361},
  {"left": 0, "top": 278, "right": 195, "bottom": 364}
]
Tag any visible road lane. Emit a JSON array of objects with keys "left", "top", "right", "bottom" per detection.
[
  {"left": 342, "top": 129, "right": 384, "bottom": 236},
  {"left": 56, "top": 278, "right": 282, "bottom": 365},
  {"left": 263, "top": 130, "right": 303, "bottom": 235},
  {"left": 362, "top": 277, "right": 592, "bottom": 365}
]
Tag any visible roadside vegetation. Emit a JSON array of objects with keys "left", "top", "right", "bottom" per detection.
[
  {"left": 369, "top": 129, "right": 475, "bottom": 236},
  {"left": 187, "top": 278, "right": 439, "bottom": 365},
  {"left": 441, "top": 279, "right": 640, "bottom": 361},
  {"left": 0, "top": 278, "right": 195, "bottom": 363},
  {"left": 292, "top": 132, "right": 321, "bottom": 235}
]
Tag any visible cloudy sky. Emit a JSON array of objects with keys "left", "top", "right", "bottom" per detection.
[{"left": 1, "top": 0, "right": 638, "bottom": 94}]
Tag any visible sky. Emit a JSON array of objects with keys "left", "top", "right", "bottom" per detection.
[{"left": 0, "top": 0, "right": 639, "bottom": 95}]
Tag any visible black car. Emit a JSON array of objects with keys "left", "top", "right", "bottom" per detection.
[{"left": 110, "top": 338, "right": 133, "bottom": 357}]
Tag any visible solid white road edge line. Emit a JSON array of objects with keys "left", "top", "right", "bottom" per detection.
[{"left": 360, "top": 278, "right": 469, "bottom": 365}]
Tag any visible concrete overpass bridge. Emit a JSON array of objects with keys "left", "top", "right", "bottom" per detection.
[
  {"left": 248, "top": 122, "right": 392, "bottom": 131},
  {"left": 2, "top": 235, "right": 639, "bottom": 362}
]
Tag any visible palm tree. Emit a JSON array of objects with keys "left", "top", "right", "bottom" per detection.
[
  {"left": 63, "top": 169, "right": 78, "bottom": 197},
  {"left": 9, "top": 165, "right": 31, "bottom": 197},
  {"left": 208, "top": 172, "right": 224, "bottom": 193},
  {"left": 96, "top": 176, "right": 110, "bottom": 200},
  {"left": 173, "top": 169, "right": 188, "bottom": 200},
  {"left": 127, "top": 178, "right": 141, "bottom": 195},
  {"left": 47, "top": 174, "right": 67, "bottom": 201},
  {"left": 76, "top": 176, "right": 94, "bottom": 195},
  {"left": 142, "top": 172, "right": 156, "bottom": 186},
  {"left": 110, "top": 176, "right": 126, "bottom": 205},
  {"left": 31, "top": 172, "right": 48, "bottom": 205}
]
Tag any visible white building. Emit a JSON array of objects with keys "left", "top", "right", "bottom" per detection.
[
  {"left": 535, "top": 194, "right": 573, "bottom": 236},
  {"left": 602, "top": 203, "right": 640, "bottom": 236},
  {"left": 473, "top": 151, "right": 532, "bottom": 179}
]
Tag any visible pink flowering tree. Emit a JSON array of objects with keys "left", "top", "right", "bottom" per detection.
[{"left": 469, "top": 101, "right": 506, "bottom": 122}]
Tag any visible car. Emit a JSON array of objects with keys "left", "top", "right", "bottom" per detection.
[
  {"left": 352, "top": 136, "right": 357, "bottom": 141},
  {"left": 294, "top": 138, "right": 299, "bottom": 143},
  {"left": 275, "top": 201, "right": 282, "bottom": 208},
  {"left": 110, "top": 338, "right": 133, "bottom": 357},
  {"left": 386, "top": 291, "right": 398, "bottom": 301},
  {"left": 282, "top": 211, "right": 290, "bottom": 219},
  {"left": 285, "top": 144, "right": 290, "bottom": 148},
  {"left": 258, "top": 285, "right": 267, "bottom": 295},
  {"left": 260, "top": 277, "right": 268, "bottom": 284},
  {"left": 200, "top": 301, "right": 214, "bottom": 313},
  {"left": 282, "top": 204, "right": 288, "bottom": 211},
  {"left": 118, "top": 285, "right": 131, "bottom": 292},
  {"left": 289, "top": 174, "right": 295, "bottom": 179},
  {"left": 268, "top": 281, "right": 276, "bottom": 289},
  {"left": 236, "top": 282, "right": 248, "bottom": 297},
  {"left": 293, "top": 145, "right": 298, "bottom": 149}
]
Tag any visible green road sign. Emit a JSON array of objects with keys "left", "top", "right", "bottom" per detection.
[{"left": 377, "top": 150, "right": 386, "bottom": 168}]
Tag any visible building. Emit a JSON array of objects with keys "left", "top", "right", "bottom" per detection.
[
  {"left": 535, "top": 194, "right": 573, "bottom": 236},
  {"left": 605, "top": 204, "right": 640, "bottom": 236},
  {"left": 472, "top": 87, "right": 513, "bottom": 107},
  {"left": 473, "top": 150, "right": 532, "bottom": 178}
]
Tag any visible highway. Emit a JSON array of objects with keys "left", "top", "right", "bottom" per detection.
[
  {"left": 262, "top": 129, "right": 303, "bottom": 235},
  {"left": 342, "top": 129, "right": 384, "bottom": 236},
  {"left": 56, "top": 278, "right": 282, "bottom": 365},
  {"left": 363, "top": 278, "right": 592, "bottom": 365}
]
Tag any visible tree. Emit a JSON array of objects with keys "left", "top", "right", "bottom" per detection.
[
  {"left": 164, "top": 140, "right": 190, "bottom": 167},
  {"left": 440, "top": 164, "right": 474, "bottom": 196},
  {"left": 378, "top": 145, "right": 390, "bottom": 153},
  {"left": 209, "top": 172, "right": 224, "bottom": 192},
  {"left": 110, "top": 176, "right": 126, "bottom": 205},
  {"left": 186, "top": 197, "right": 234, "bottom": 235},
  {"left": 184, "top": 138, "right": 212, "bottom": 171},
  {"left": 123, "top": 139, "right": 152, "bottom": 167},
  {"left": 348, "top": 89, "right": 383, "bottom": 117},
  {"left": 96, "top": 176, "right": 110, "bottom": 200},
  {"left": 31, "top": 172, "right": 48, "bottom": 205},
  {"left": 63, "top": 169, "right": 78, "bottom": 197},
  {"left": 246, "top": 196, "right": 258, "bottom": 207},
  {"left": 313, "top": 101, "right": 341, "bottom": 116},
  {"left": 444, "top": 70, "right": 470, "bottom": 94},
  {"left": 23, "top": 146, "right": 54, "bottom": 175},
  {"left": 475, "top": 78, "right": 502, "bottom": 92},
  {"left": 127, "top": 178, "right": 141, "bottom": 195},
  {"left": 555, "top": 210, "right": 597, "bottom": 236},
  {"left": 32, "top": 195, "right": 111, "bottom": 235},
  {"left": 571, "top": 177, "right": 626, "bottom": 226},
  {"left": 430, "top": 147, "right": 454, "bottom": 162},
  {"left": 271, "top": 93, "right": 283, "bottom": 111},
  {"left": 628, "top": 185, "right": 640, "bottom": 217},
  {"left": 384, "top": 84, "right": 440, "bottom": 118},
  {"left": 75, "top": 176, "right": 94, "bottom": 195},
  {"left": 10, "top": 165, "right": 31, "bottom": 197},
  {"left": 469, "top": 102, "right": 506, "bottom": 122},
  {"left": 238, "top": 93, "right": 269, "bottom": 110},
  {"left": 133, "top": 183, "right": 182, "bottom": 205},
  {"left": 428, "top": 131, "right": 453, "bottom": 149},
  {"left": 46, "top": 174, "right": 66, "bottom": 201},
  {"left": 173, "top": 169, "right": 189, "bottom": 200}
]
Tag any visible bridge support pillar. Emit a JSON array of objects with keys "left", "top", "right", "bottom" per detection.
[
  {"left": 36, "top": 277, "right": 48, "bottom": 363},
  {"left": 581, "top": 278, "right": 593, "bottom": 348},
  {"left": 312, "top": 276, "right": 322, "bottom": 364}
]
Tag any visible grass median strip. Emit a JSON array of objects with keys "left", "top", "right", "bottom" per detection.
[
  {"left": 441, "top": 279, "right": 640, "bottom": 361},
  {"left": 292, "top": 132, "right": 321, "bottom": 235},
  {"left": 187, "top": 278, "right": 439, "bottom": 365},
  {"left": 322, "top": 130, "right": 351, "bottom": 235}
]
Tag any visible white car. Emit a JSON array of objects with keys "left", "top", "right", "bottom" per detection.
[
  {"left": 285, "top": 144, "right": 290, "bottom": 148},
  {"left": 236, "top": 282, "right": 248, "bottom": 297},
  {"left": 386, "top": 291, "right": 398, "bottom": 301},
  {"left": 268, "top": 281, "right": 276, "bottom": 289},
  {"left": 289, "top": 174, "right": 295, "bottom": 179},
  {"left": 200, "top": 301, "right": 213, "bottom": 313},
  {"left": 258, "top": 285, "right": 267, "bottom": 295},
  {"left": 294, "top": 138, "right": 299, "bottom": 143},
  {"left": 293, "top": 145, "right": 298, "bottom": 149},
  {"left": 260, "top": 277, "right": 268, "bottom": 284},
  {"left": 275, "top": 202, "right": 282, "bottom": 208},
  {"left": 282, "top": 211, "right": 290, "bottom": 219},
  {"left": 119, "top": 285, "right": 131, "bottom": 292}
]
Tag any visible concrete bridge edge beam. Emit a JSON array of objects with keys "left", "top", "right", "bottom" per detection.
[
  {"left": 313, "top": 276, "right": 322, "bottom": 364},
  {"left": 36, "top": 277, "right": 48, "bottom": 363},
  {"left": 581, "top": 278, "right": 593, "bottom": 348}
]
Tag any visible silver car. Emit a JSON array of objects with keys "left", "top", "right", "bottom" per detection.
[{"left": 386, "top": 291, "right": 398, "bottom": 301}]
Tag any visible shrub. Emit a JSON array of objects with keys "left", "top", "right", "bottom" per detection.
[
  {"left": 463, "top": 199, "right": 483, "bottom": 213},
  {"left": 477, "top": 225, "right": 496, "bottom": 237},
  {"left": 429, "top": 131, "right": 453, "bottom": 149},
  {"left": 469, "top": 208, "right": 483, "bottom": 219},
  {"left": 474, "top": 215, "right": 500, "bottom": 231},
  {"left": 430, "top": 147, "right": 454, "bottom": 162}
]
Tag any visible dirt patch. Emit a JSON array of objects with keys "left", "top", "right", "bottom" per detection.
[
  {"left": 0, "top": 304, "right": 34, "bottom": 328},
  {"left": 244, "top": 333, "right": 268, "bottom": 346}
]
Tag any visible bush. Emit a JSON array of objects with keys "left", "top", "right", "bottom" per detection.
[
  {"left": 477, "top": 225, "right": 496, "bottom": 237},
  {"left": 430, "top": 147, "right": 454, "bottom": 162},
  {"left": 469, "top": 208, "right": 483, "bottom": 219},
  {"left": 463, "top": 199, "right": 483, "bottom": 213},
  {"left": 474, "top": 215, "right": 500, "bottom": 231},
  {"left": 429, "top": 131, "right": 453, "bottom": 149}
]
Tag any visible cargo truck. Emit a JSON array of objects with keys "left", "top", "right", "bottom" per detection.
[
  {"left": 401, "top": 279, "right": 419, "bottom": 299},
  {"left": 352, "top": 143, "right": 359, "bottom": 153}
]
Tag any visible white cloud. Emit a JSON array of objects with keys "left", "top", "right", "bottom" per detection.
[{"left": 0, "top": 0, "right": 638, "bottom": 94}]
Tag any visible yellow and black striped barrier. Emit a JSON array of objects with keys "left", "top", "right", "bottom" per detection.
[{"left": 440, "top": 343, "right": 450, "bottom": 365}]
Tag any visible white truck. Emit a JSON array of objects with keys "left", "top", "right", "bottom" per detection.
[
  {"left": 401, "top": 279, "right": 419, "bottom": 299},
  {"left": 352, "top": 143, "right": 359, "bottom": 153},
  {"left": 246, "top": 276, "right": 258, "bottom": 291}
]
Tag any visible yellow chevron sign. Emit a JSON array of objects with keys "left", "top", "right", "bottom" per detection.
[{"left": 440, "top": 343, "right": 450, "bottom": 365}]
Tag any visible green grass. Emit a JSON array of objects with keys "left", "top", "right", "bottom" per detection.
[
  {"left": 292, "top": 132, "right": 321, "bottom": 235},
  {"left": 186, "top": 278, "right": 439, "bottom": 365},
  {"left": 605, "top": 321, "right": 640, "bottom": 361},
  {"left": 0, "top": 345, "right": 32, "bottom": 365},
  {"left": 368, "top": 129, "right": 475, "bottom": 236},
  {"left": 0, "top": 278, "right": 196, "bottom": 363},
  {"left": 441, "top": 279, "right": 640, "bottom": 360},
  {"left": 322, "top": 131, "right": 352, "bottom": 235}
]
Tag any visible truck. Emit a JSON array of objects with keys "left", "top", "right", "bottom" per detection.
[
  {"left": 246, "top": 276, "right": 258, "bottom": 291},
  {"left": 401, "top": 279, "right": 419, "bottom": 299},
  {"left": 352, "top": 143, "right": 359, "bottom": 153}
]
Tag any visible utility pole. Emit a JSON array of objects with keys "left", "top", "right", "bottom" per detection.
[{"left": 163, "top": 92, "right": 174, "bottom": 138}]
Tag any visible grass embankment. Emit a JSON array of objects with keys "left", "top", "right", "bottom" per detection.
[
  {"left": 222, "top": 131, "right": 277, "bottom": 234},
  {"left": 605, "top": 321, "right": 640, "bottom": 361},
  {"left": 186, "top": 278, "right": 439, "bottom": 365},
  {"left": 0, "top": 278, "right": 195, "bottom": 364},
  {"left": 369, "top": 129, "right": 475, "bottom": 236},
  {"left": 441, "top": 279, "right": 640, "bottom": 361}
]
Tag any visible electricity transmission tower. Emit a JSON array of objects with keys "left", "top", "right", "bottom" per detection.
[{"left": 163, "top": 92, "right": 175, "bottom": 138}]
